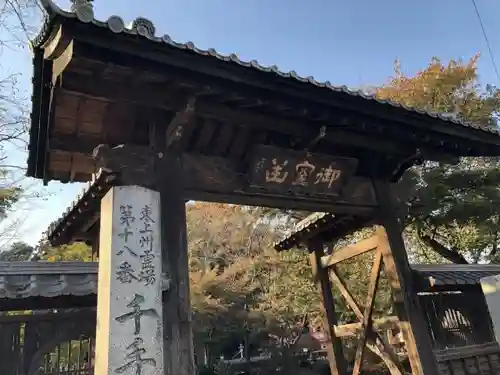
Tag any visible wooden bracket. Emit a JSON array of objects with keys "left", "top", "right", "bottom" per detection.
[{"left": 165, "top": 96, "right": 197, "bottom": 151}]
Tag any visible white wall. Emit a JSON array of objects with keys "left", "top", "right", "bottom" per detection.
[{"left": 480, "top": 275, "right": 500, "bottom": 344}]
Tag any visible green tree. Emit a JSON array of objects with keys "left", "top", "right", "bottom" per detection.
[
  {"left": 0, "top": 0, "right": 44, "bottom": 246},
  {"left": 0, "top": 241, "right": 34, "bottom": 260},
  {"left": 375, "top": 55, "right": 500, "bottom": 264},
  {"left": 187, "top": 203, "right": 319, "bottom": 364},
  {"left": 187, "top": 203, "right": 392, "bottom": 369}
]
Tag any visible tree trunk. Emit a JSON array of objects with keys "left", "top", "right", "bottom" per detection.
[{"left": 419, "top": 234, "right": 469, "bottom": 264}]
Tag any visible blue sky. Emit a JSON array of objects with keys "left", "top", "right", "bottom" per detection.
[{"left": 2, "top": 0, "right": 500, "bottom": 247}]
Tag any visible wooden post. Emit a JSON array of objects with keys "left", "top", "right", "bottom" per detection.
[
  {"left": 373, "top": 180, "right": 439, "bottom": 375},
  {"left": 308, "top": 239, "right": 347, "bottom": 375},
  {"left": 95, "top": 186, "right": 164, "bottom": 375},
  {"left": 158, "top": 153, "right": 195, "bottom": 375}
]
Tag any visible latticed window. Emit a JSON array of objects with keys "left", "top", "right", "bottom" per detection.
[{"left": 419, "top": 290, "right": 496, "bottom": 350}]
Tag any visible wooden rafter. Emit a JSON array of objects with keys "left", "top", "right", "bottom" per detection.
[{"left": 321, "top": 235, "right": 379, "bottom": 268}]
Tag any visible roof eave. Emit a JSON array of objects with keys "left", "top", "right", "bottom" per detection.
[
  {"left": 27, "top": 47, "right": 53, "bottom": 180},
  {"left": 27, "top": 0, "right": 500, "bottom": 183},
  {"left": 27, "top": 0, "right": 67, "bottom": 180},
  {"left": 36, "top": 3, "right": 500, "bottom": 147}
]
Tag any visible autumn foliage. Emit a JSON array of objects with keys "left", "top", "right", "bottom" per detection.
[{"left": 376, "top": 55, "right": 500, "bottom": 264}]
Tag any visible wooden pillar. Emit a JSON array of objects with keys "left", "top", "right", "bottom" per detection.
[
  {"left": 158, "top": 153, "right": 195, "bottom": 375},
  {"left": 22, "top": 321, "right": 39, "bottom": 375},
  {"left": 373, "top": 180, "right": 439, "bottom": 375},
  {"left": 308, "top": 239, "right": 347, "bottom": 375},
  {"left": 95, "top": 186, "right": 164, "bottom": 375},
  {"left": 91, "top": 228, "right": 100, "bottom": 261}
]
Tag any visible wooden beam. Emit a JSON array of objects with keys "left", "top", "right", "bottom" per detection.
[
  {"left": 0, "top": 309, "right": 96, "bottom": 323},
  {"left": 194, "top": 119, "right": 217, "bottom": 153},
  {"left": 352, "top": 250, "right": 382, "bottom": 375},
  {"left": 0, "top": 295, "right": 97, "bottom": 311},
  {"left": 197, "top": 101, "right": 410, "bottom": 156},
  {"left": 49, "top": 135, "right": 102, "bottom": 154},
  {"left": 373, "top": 179, "right": 440, "bottom": 375},
  {"left": 321, "top": 235, "right": 379, "bottom": 268},
  {"left": 92, "top": 144, "right": 377, "bottom": 216},
  {"left": 334, "top": 316, "right": 399, "bottom": 337},
  {"left": 228, "top": 126, "right": 250, "bottom": 159},
  {"left": 329, "top": 268, "right": 364, "bottom": 317},
  {"left": 59, "top": 73, "right": 182, "bottom": 108},
  {"left": 213, "top": 123, "right": 235, "bottom": 156},
  {"left": 309, "top": 239, "right": 347, "bottom": 375}
]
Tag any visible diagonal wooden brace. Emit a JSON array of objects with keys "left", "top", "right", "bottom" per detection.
[
  {"left": 352, "top": 250, "right": 383, "bottom": 375},
  {"left": 330, "top": 266, "right": 404, "bottom": 375}
]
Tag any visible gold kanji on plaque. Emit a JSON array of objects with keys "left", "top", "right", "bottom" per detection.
[
  {"left": 265, "top": 159, "right": 289, "bottom": 183},
  {"left": 314, "top": 165, "right": 342, "bottom": 188},
  {"left": 292, "top": 160, "right": 316, "bottom": 186}
]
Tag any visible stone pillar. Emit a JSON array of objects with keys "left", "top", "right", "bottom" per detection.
[{"left": 95, "top": 186, "right": 164, "bottom": 375}]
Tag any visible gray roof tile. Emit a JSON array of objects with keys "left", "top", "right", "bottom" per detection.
[
  {"left": 412, "top": 264, "right": 500, "bottom": 287},
  {"left": 0, "top": 261, "right": 169, "bottom": 299}
]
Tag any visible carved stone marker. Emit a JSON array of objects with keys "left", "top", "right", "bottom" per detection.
[
  {"left": 481, "top": 275, "right": 500, "bottom": 344},
  {"left": 95, "top": 186, "right": 164, "bottom": 375}
]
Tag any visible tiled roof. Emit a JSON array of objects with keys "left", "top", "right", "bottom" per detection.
[
  {"left": 0, "top": 261, "right": 97, "bottom": 299},
  {"left": 46, "top": 168, "right": 118, "bottom": 245},
  {"left": 0, "top": 261, "right": 170, "bottom": 299},
  {"left": 274, "top": 213, "right": 500, "bottom": 288},
  {"left": 274, "top": 213, "right": 369, "bottom": 251},
  {"left": 412, "top": 264, "right": 500, "bottom": 287},
  {"left": 274, "top": 213, "right": 333, "bottom": 251},
  {"left": 34, "top": 0, "right": 500, "bottom": 137}
]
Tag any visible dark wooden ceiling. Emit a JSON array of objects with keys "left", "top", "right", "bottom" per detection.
[
  {"left": 43, "top": 53, "right": 500, "bottom": 184},
  {"left": 46, "top": 56, "right": 404, "bottom": 183}
]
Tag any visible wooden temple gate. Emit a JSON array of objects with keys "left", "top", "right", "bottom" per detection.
[{"left": 9, "top": 0, "right": 500, "bottom": 374}]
